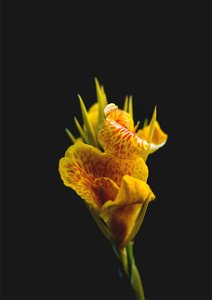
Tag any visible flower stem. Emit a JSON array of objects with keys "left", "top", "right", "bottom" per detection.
[
  {"left": 115, "top": 242, "right": 145, "bottom": 300},
  {"left": 131, "top": 264, "right": 145, "bottom": 300},
  {"left": 127, "top": 242, "right": 145, "bottom": 300}
]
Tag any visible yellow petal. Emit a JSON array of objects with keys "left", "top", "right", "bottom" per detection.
[
  {"left": 100, "top": 175, "right": 155, "bottom": 248},
  {"left": 98, "top": 119, "right": 149, "bottom": 160},
  {"left": 88, "top": 102, "right": 99, "bottom": 113},
  {"left": 59, "top": 142, "right": 149, "bottom": 209},
  {"left": 105, "top": 103, "right": 134, "bottom": 131},
  {"left": 98, "top": 104, "right": 149, "bottom": 159},
  {"left": 137, "top": 121, "right": 168, "bottom": 153}
]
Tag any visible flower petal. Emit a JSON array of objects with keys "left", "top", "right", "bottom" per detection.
[
  {"left": 98, "top": 104, "right": 149, "bottom": 159},
  {"left": 100, "top": 175, "right": 155, "bottom": 248},
  {"left": 98, "top": 118, "right": 149, "bottom": 159},
  {"left": 105, "top": 104, "right": 134, "bottom": 131},
  {"left": 93, "top": 177, "right": 119, "bottom": 206},
  {"left": 137, "top": 121, "right": 168, "bottom": 153},
  {"left": 59, "top": 142, "right": 149, "bottom": 210}
]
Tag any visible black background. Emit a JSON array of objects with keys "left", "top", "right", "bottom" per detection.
[{"left": 1, "top": 1, "right": 211, "bottom": 300}]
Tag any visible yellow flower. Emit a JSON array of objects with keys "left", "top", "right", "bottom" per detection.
[
  {"left": 59, "top": 82, "right": 168, "bottom": 299},
  {"left": 59, "top": 103, "right": 155, "bottom": 248}
]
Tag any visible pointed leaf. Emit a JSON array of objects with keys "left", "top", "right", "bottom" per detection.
[
  {"left": 65, "top": 128, "right": 76, "bottom": 144},
  {"left": 74, "top": 116, "right": 88, "bottom": 143},
  {"left": 124, "top": 195, "right": 151, "bottom": 246},
  {"left": 128, "top": 95, "right": 133, "bottom": 120},
  {"left": 78, "top": 95, "right": 98, "bottom": 147},
  {"left": 85, "top": 202, "right": 114, "bottom": 244},
  {"left": 123, "top": 95, "right": 129, "bottom": 112},
  {"left": 143, "top": 106, "right": 157, "bottom": 161},
  {"left": 142, "top": 118, "right": 148, "bottom": 128},
  {"left": 101, "top": 84, "right": 108, "bottom": 106},
  {"left": 95, "top": 78, "right": 107, "bottom": 132},
  {"left": 147, "top": 106, "right": 157, "bottom": 143}
]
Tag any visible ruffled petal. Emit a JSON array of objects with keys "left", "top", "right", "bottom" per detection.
[
  {"left": 100, "top": 175, "right": 155, "bottom": 248},
  {"left": 137, "top": 121, "right": 168, "bottom": 153},
  {"left": 59, "top": 142, "right": 148, "bottom": 209},
  {"left": 105, "top": 104, "right": 134, "bottom": 131},
  {"left": 98, "top": 118, "right": 149, "bottom": 159},
  {"left": 59, "top": 151, "right": 98, "bottom": 209},
  {"left": 98, "top": 105, "right": 150, "bottom": 159}
]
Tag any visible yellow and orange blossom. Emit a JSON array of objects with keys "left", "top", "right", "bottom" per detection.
[
  {"left": 59, "top": 99, "right": 167, "bottom": 248},
  {"left": 59, "top": 81, "right": 168, "bottom": 300}
]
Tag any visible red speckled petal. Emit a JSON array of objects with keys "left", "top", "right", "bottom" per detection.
[
  {"left": 106, "top": 106, "right": 134, "bottom": 131},
  {"left": 59, "top": 142, "right": 148, "bottom": 210},
  {"left": 98, "top": 118, "right": 149, "bottom": 159}
]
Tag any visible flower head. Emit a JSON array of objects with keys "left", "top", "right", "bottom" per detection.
[{"left": 59, "top": 80, "right": 167, "bottom": 248}]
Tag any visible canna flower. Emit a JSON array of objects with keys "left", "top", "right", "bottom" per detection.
[
  {"left": 59, "top": 101, "right": 162, "bottom": 248},
  {"left": 59, "top": 80, "right": 168, "bottom": 300}
]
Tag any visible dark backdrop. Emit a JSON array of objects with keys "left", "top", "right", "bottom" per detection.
[{"left": 1, "top": 1, "right": 211, "bottom": 300}]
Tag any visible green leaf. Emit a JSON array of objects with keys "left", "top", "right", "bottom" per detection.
[
  {"left": 95, "top": 78, "right": 107, "bottom": 131},
  {"left": 123, "top": 95, "right": 129, "bottom": 112},
  {"left": 143, "top": 106, "right": 157, "bottom": 162},
  {"left": 147, "top": 106, "right": 157, "bottom": 143},
  {"left": 78, "top": 95, "right": 99, "bottom": 147},
  {"left": 74, "top": 116, "right": 88, "bottom": 143},
  {"left": 85, "top": 203, "right": 114, "bottom": 244},
  {"left": 126, "top": 241, "right": 135, "bottom": 269},
  {"left": 131, "top": 263, "right": 145, "bottom": 300},
  {"left": 134, "top": 121, "right": 140, "bottom": 132},
  {"left": 126, "top": 242, "right": 145, "bottom": 300},
  {"left": 65, "top": 128, "right": 76, "bottom": 144},
  {"left": 100, "top": 84, "right": 108, "bottom": 106},
  {"left": 124, "top": 195, "right": 150, "bottom": 246},
  {"left": 128, "top": 95, "right": 133, "bottom": 120},
  {"left": 142, "top": 118, "right": 148, "bottom": 128}
]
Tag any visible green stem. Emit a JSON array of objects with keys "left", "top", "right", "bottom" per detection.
[
  {"left": 115, "top": 242, "right": 145, "bottom": 300},
  {"left": 131, "top": 263, "right": 145, "bottom": 300}
]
